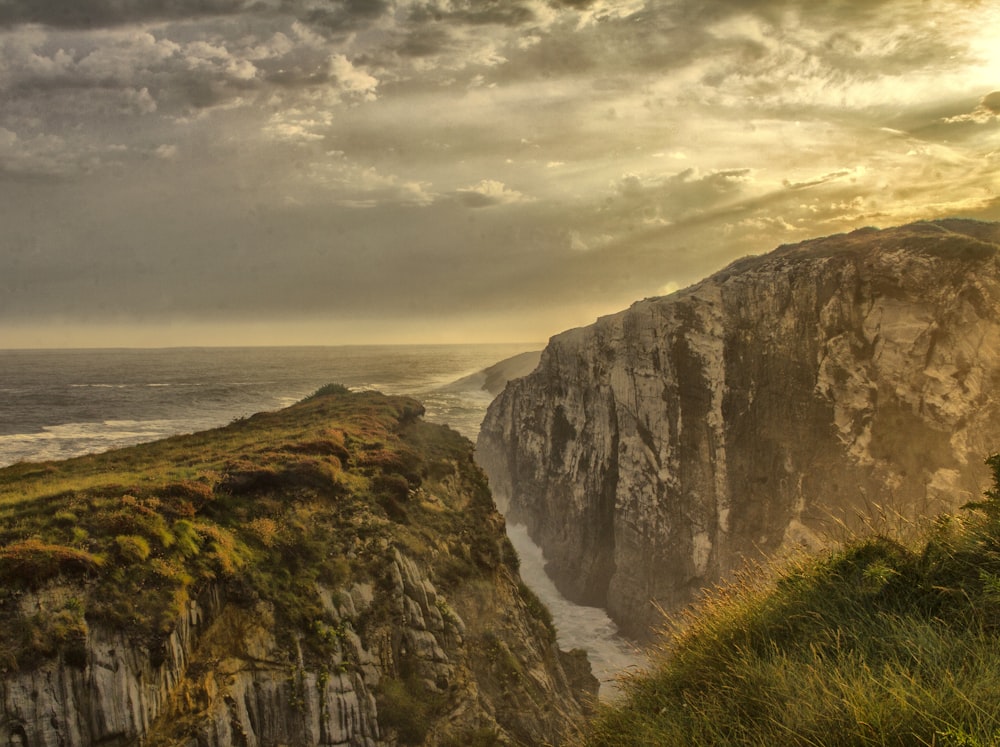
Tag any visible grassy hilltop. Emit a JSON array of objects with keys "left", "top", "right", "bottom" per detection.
[
  {"left": 0, "top": 385, "right": 595, "bottom": 747},
  {"left": 0, "top": 385, "right": 490, "bottom": 669},
  {"left": 588, "top": 456, "right": 1000, "bottom": 746}
]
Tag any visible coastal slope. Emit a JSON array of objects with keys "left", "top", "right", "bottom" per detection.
[
  {"left": 445, "top": 351, "right": 542, "bottom": 397},
  {"left": 0, "top": 388, "right": 595, "bottom": 746},
  {"left": 477, "top": 219, "right": 1000, "bottom": 638}
]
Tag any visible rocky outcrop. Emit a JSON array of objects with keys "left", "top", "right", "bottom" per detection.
[
  {"left": 0, "top": 390, "right": 596, "bottom": 745},
  {"left": 477, "top": 219, "right": 1000, "bottom": 639},
  {"left": 3, "top": 551, "right": 589, "bottom": 746}
]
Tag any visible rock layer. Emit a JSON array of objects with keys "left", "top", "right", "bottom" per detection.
[{"left": 477, "top": 220, "right": 1000, "bottom": 638}]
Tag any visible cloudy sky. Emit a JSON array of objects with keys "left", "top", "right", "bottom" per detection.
[{"left": 1, "top": 0, "right": 999, "bottom": 347}]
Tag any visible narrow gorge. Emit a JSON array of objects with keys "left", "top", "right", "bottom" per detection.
[{"left": 477, "top": 219, "right": 1000, "bottom": 639}]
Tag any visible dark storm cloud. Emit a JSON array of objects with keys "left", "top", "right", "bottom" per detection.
[
  {"left": 295, "top": 0, "right": 390, "bottom": 34},
  {"left": 690, "top": 0, "right": 932, "bottom": 26},
  {"left": 0, "top": 17, "right": 362, "bottom": 126},
  {"left": 406, "top": 0, "right": 536, "bottom": 27},
  {"left": 394, "top": 25, "right": 455, "bottom": 58},
  {"left": 0, "top": 0, "right": 391, "bottom": 36},
  {"left": 0, "top": 42, "right": 250, "bottom": 121},
  {"left": 0, "top": 0, "right": 252, "bottom": 28},
  {"left": 939, "top": 89, "right": 1000, "bottom": 127}
]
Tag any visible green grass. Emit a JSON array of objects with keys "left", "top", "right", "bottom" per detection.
[
  {"left": 588, "top": 456, "right": 1000, "bottom": 746},
  {"left": 0, "top": 387, "right": 513, "bottom": 673}
]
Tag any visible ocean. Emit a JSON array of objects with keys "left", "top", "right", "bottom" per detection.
[
  {"left": 0, "top": 344, "right": 642, "bottom": 695},
  {"left": 0, "top": 345, "right": 518, "bottom": 465}
]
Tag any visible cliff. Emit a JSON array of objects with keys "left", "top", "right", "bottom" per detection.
[
  {"left": 477, "top": 219, "right": 1000, "bottom": 639},
  {"left": 0, "top": 388, "right": 595, "bottom": 745}
]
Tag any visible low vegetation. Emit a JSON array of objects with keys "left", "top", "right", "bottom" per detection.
[
  {"left": 0, "top": 386, "right": 514, "bottom": 678},
  {"left": 588, "top": 455, "right": 1000, "bottom": 746}
]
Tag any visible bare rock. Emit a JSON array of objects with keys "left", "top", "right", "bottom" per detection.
[{"left": 477, "top": 219, "right": 1000, "bottom": 638}]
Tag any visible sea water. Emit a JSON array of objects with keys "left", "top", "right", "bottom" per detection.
[{"left": 0, "top": 345, "right": 642, "bottom": 695}]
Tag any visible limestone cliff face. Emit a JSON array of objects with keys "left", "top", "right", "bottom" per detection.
[
  {"left": 0, "top": 391, "right": 595, "bottom": 745},
  {"left": 2, "top": 550, "right": 585, "bottom": 747},
  {"left": 477, "top": 220, "right": 1000, "bottom": 638}
]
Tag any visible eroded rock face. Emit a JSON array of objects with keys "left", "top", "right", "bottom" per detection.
[
  {"left": 1, "top": 546, "right": 594, "bottom": 747},
  {"left": 477, "top": 220, "right": 1000, "bottom": 638}
]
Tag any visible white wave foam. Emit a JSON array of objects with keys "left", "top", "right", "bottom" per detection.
[
  {"left": 505, "top": 523, "right": 646, "bottom": 699},
  {"left": 0, "top": 419, "right": 192, "bottom": 467}
]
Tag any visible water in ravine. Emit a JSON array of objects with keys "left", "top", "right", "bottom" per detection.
[{"left": 0, "top": 345, "right": 643, "bottom": 696}]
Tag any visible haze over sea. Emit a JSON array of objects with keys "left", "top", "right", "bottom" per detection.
[{"left": 0, "top": 344, "right": 641, "bottom": 695}]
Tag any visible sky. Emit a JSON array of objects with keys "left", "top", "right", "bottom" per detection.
[{"left": 1, "top": 0, "right": 999, "bottom": 348}]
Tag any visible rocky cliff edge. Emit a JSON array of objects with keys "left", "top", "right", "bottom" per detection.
[
  {"left": 477, "top": 219, "right": 1000, "bottom": 639},
  {"left": 0, "top": 388, "right": 595, "bottom": 746}
]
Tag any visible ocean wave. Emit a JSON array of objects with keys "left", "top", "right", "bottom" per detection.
[
  {"left": 505, "top": 523, "right": 645, "bottom": 698},
  {"left": 0, "top": 419, "right": 191, "bottom": 467}
]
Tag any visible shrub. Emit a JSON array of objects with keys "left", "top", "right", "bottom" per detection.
[
  {"left": 246, "top": 517, "right": 279, "bottom": 548},
  {"left": 377, "top": 677, "right": 436, "bottom": 745},
  {"left": 518, "top": 581, "right": 555, "bottom": 639},
  {"left": 0, "top": 540, "right": 104, "bottom": 587},
  {"left": 115, "top": 535, "right": 151, "bottom": 563},
  {"left": 159, "top": 481, "right": 214, "bottom": 516},
  {"left": 374, "top": 473, "right": 411, "bottom": 503},
  {"left": 172, "top": 520, "right": 201, "bottom": 558},
  {"left": 303, "top": 383, "right": 351, "bottom": 401}
]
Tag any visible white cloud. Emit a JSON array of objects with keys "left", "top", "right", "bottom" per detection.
[
  {"left": 328, "top": 54, "right": 378, "bottom": 102},
  {"left": 456, "top": 179, "right": 531, "bottom": 207},
  {"left": 155, "top": 144, "right": 178, "bottom": 160},
  {"left": 0, "top": 127, "right": 80, "bottom": 176},
  {"left": 183, "top": 40, "right": 258, "bottom": 81},
  {"left": 737, "top": 216, "right": 796, "bottom": 232},
  {"left": 76, "top": 30, "right": 181, "bottom": 81},
  {"left": 123, "top": 87, "right": 157, "bottom": 114},
  {"left": 944, "top": 91, "right": 1000, "bottom": 124},
  {"left": 264, "top": 118, "right": 326, "bottom": 142},
  {"left": 297, "top": 157, "right": 437, "bottom": 207},
  {"left": 568, "top": 231, "right": 590, "bottom": 252},
  {"left": 290, "top": 20, "right": 328, "bottom": 50},
  {"left": 247, "top": 32, "right": 295, "bottom": 61}
]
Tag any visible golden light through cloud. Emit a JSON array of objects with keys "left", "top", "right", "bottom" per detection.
[{"left": 0, "top": 0, "right": 998, "bottom": 348}]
